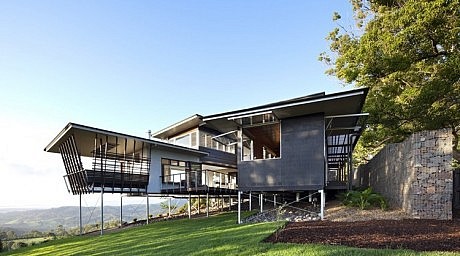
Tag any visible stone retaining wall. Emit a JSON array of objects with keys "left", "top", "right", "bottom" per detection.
[{"left": 356, "top": 129, "right": 453, "bottom": 219}]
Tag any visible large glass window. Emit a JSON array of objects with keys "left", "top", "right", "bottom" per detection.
[
  {"left": 175, "top": 134, "right": 191, "bottom": 147},
  {"left": 161, "top": 158, "right": 186, "bottom": 183},
  {"left": 161, "top": 158, "right": 202, "bottom": 183},
  {"left": 199, "top": 130, "right": 236, "bottom": 154},
  {"left": 241, "top": 119, "right": 280, "bottom": 161},
  {"left": 169, "top": 131, "right": 198, "bottom": 148}
]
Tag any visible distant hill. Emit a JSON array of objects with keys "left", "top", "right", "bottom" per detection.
[{"left": 0, "top": 199, "right": 186, "bottom": 235}]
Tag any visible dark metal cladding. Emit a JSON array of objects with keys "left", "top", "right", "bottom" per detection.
[
  {"left": 238, "top": 114, "right": 325, "bottom": 191},
  {"left": 199, "top": 146, "right": 237, "bottom": 167}
]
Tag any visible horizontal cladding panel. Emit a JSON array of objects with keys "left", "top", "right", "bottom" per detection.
[
  {"left": 199, "top": 147, "right": 237, "bottom": 167},
  {"left": 238, "top": 185, "right": 324, "bottom": 192},
  {"left": 238, "top": 159, "right": 323, "bottom": 191}
]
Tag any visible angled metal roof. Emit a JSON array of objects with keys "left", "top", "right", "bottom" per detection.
[
  {"left": 45, "top": 122, "right": 208, "bottom": 157},
  {"left": 200, "top": 88, "right": 368, "bottom": 135},
  {"left": 152, "top": 115, "right": 203, "bottom": 140},
  {"left": 151, "top": 88, "right": 368, "bottom": 139},
  {"left": 204, "top": 88, "right": 367, "bottom": 121}
]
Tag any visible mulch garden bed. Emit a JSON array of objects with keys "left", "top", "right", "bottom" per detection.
[{"left": 265, "top": 219, "right": 460, "bottom": 252}]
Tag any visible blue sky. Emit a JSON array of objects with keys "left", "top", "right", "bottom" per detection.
[{"left": 0, "top": 1, "right": 354, "bottom": 208}]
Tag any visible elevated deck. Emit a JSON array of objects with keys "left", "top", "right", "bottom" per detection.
[{"left": 161, "top": 169, "right": 237, "bottom": 195}]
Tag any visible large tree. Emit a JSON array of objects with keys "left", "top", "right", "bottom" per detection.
[{"left": 321, "top": 0, "right": 460, "bottom": 163}]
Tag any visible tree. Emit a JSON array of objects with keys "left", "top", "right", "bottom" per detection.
[
  {"left": 5, "top": 230, "right": 16, "bottom": 240},
  {"left": 321, "top": 0, "right": 460, "bottom": 162},
  {"left": 55, "top": 225, "right": 68, "bottom": 238}
]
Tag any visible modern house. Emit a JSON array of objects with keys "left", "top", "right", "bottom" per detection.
[{"left": 44, "top": 88, "right": 368, "bottom": 227}]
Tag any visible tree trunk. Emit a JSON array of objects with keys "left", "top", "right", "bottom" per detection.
[{"left": 453, "top": 128, "right": 460, "bottom": 161}]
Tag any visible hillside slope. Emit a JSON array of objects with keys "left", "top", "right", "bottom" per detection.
[
  {"left": 2, "top": 212, "right": 445, "bottom": 256},
  {"left": 0, "top": 200, "right": 185, "bottom": 235}
]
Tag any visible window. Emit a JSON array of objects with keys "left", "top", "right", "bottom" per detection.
[
  {"left": 191, "top": 132, "right": 197, "bottom": 147},
  {"left": 162, "top": 159, "right": 186, "bottom": 183},
  {"left": 175, "top": 134, "right": 191, "bottom": 147},
  {"left": 242, "top": 122, "right": 281, "bottom": 161},
  {"left": 161, "top": 158, "right": 202, "bottom": 183},
  {"left": 169, "top": 131, "right": 198, "bottom": 148}
]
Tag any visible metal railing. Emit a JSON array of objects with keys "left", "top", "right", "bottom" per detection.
[{"left": 160, "top": 170, "right": 237, "bottom": 193}]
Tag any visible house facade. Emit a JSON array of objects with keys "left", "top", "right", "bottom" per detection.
[{"left": 45, "top": 88, "right": 368, "bottom": 223}]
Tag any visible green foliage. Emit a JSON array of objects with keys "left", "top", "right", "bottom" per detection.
[
  {"left": 4, "top": 212, "right": 443, "bottom": 256},
  {"left": 322, "top": 0, "right": 460, "bottom": 163},
  {"left": 341, "top": 188, "right": 388, "bottom": 210},
  {"left": 159, "top": 201, "right": 178, "bottom": 213}
]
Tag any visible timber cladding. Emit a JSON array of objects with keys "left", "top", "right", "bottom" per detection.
[{"left": 238, "top": 114, "right": 325, "bottom": 191}]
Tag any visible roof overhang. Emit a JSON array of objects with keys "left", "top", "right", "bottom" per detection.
[
  {"left": 44, "top": 123, "right": 208, "bottom": 157},
  {"left": 202, "top": 88, "right": 369, "bottom": 134},
  {"left": 152, "top": 115, "right": 203, "bottom": 140}
]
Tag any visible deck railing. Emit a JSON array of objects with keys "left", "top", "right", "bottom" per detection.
[{"left": 160, "top": 170, "right": 237, "bottom": 193}]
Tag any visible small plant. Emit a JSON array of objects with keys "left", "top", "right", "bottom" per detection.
[{"left": 340, "top": 187, "right": 388, "bottom": 210}]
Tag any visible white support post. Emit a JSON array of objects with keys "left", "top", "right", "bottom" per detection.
[
  {"left": 220, "top": 195, "right": 224, "bottom": 211},
  {"left": 319, "top": 189, "right": 325, "bottom": 220},
  {"left": 100, "top": 189, "right": 104, "bottom": 236},
  {"left": 237, "top": 191, "right": 242, "bottom": 224},
  {"left": 79, "top": 194, "right": 82, "bottom": 236},
  {"left": 309, "top": 193, "right": 312, "bottom": 203},
  {"left": 249, "top": 192, "right": 252, "bottom": 211},
  {"left": 146, "top": 195, "right": 150, "bottom": 224},
  {"left": 296, "top": 192, "right": 300, "bottom": 202},
  {"left": 120, "top": 195, "right": 123, "bottom": 228},
  {"left": 260, "top": 193, "right": 263, "bottom": 213},
  {"left": 228, "top": 195, "right": 231, "bottom": 211},
  {"left": 206, "top": 193, "right": 209, "bottom": 217},
  {"left": 198, "top": 195, "right": 201, "bottom": 214},
  {"left": 188, "top": 194, "right": 191, "bottom": 219},
  {"left": 273, "top": 194, "right": 277, "bottom": 208},
  {"left": 168, "top": 197, "right": 171, "bottom": 217}
]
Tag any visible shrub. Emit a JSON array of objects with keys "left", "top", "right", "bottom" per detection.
[
  {"left": 340, "top": 187, "right": 388, "bottom": 210},
  {"left": 11, "top": 242, "right": 27, "bottom": 250}
]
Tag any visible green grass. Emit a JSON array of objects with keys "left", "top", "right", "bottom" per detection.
[{"left": 2, "top": 212, "right": 459, "bottom": 256}]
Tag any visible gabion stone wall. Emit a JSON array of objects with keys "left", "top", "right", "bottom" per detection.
[{"left": 356, "top": 129, "right": 453, "bottom": 220}]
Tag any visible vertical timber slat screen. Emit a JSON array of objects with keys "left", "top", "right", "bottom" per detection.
[
  {"left": 89, "top": 137, "right": 150, "bottom": 193},
  {"left": 58, "top": 134, "right": 151, "bottom": 195}
]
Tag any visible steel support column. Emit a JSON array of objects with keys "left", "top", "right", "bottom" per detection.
[
  {"left": 168, "top": 197, "right": 171, "bottom": 217},
  {"left": 100, "top": 188, "right": 104, "bottom": 236},
  {"left": 146, "top": 195, "right": 150, "bottom": 224},
  {"left": 188, "top": 194, "right": 191, "bottom": 219},
  {"left": 319, "top": 189, "right": 325, "bottom": 220},
  {"left": 79, "top": 194, "right": 82, "bottom": 236},
  {"left": 228, "top": 195, "right": 231, "bottom": 211},
  {"left": 237, "top": 191, "right": 242, "bottom": 224},
  {"left": 120, "top": 195, "right": 123, "bottom": 228},
  {"left": 249, "top": 192, "right": 252, "bottom": 211},
  {"left": 199, "top": 195, "right": 202, "bottom": 214},
  {"left": 206, "top": 193, "right": 209, "bottom": 217},
  {"left": 260, "top": 193, "right": 263, "bottom": 213}
]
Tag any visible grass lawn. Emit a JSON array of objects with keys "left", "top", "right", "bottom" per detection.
[{"left": 2, "top": 212, "right": 458, "bottom": 256}]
